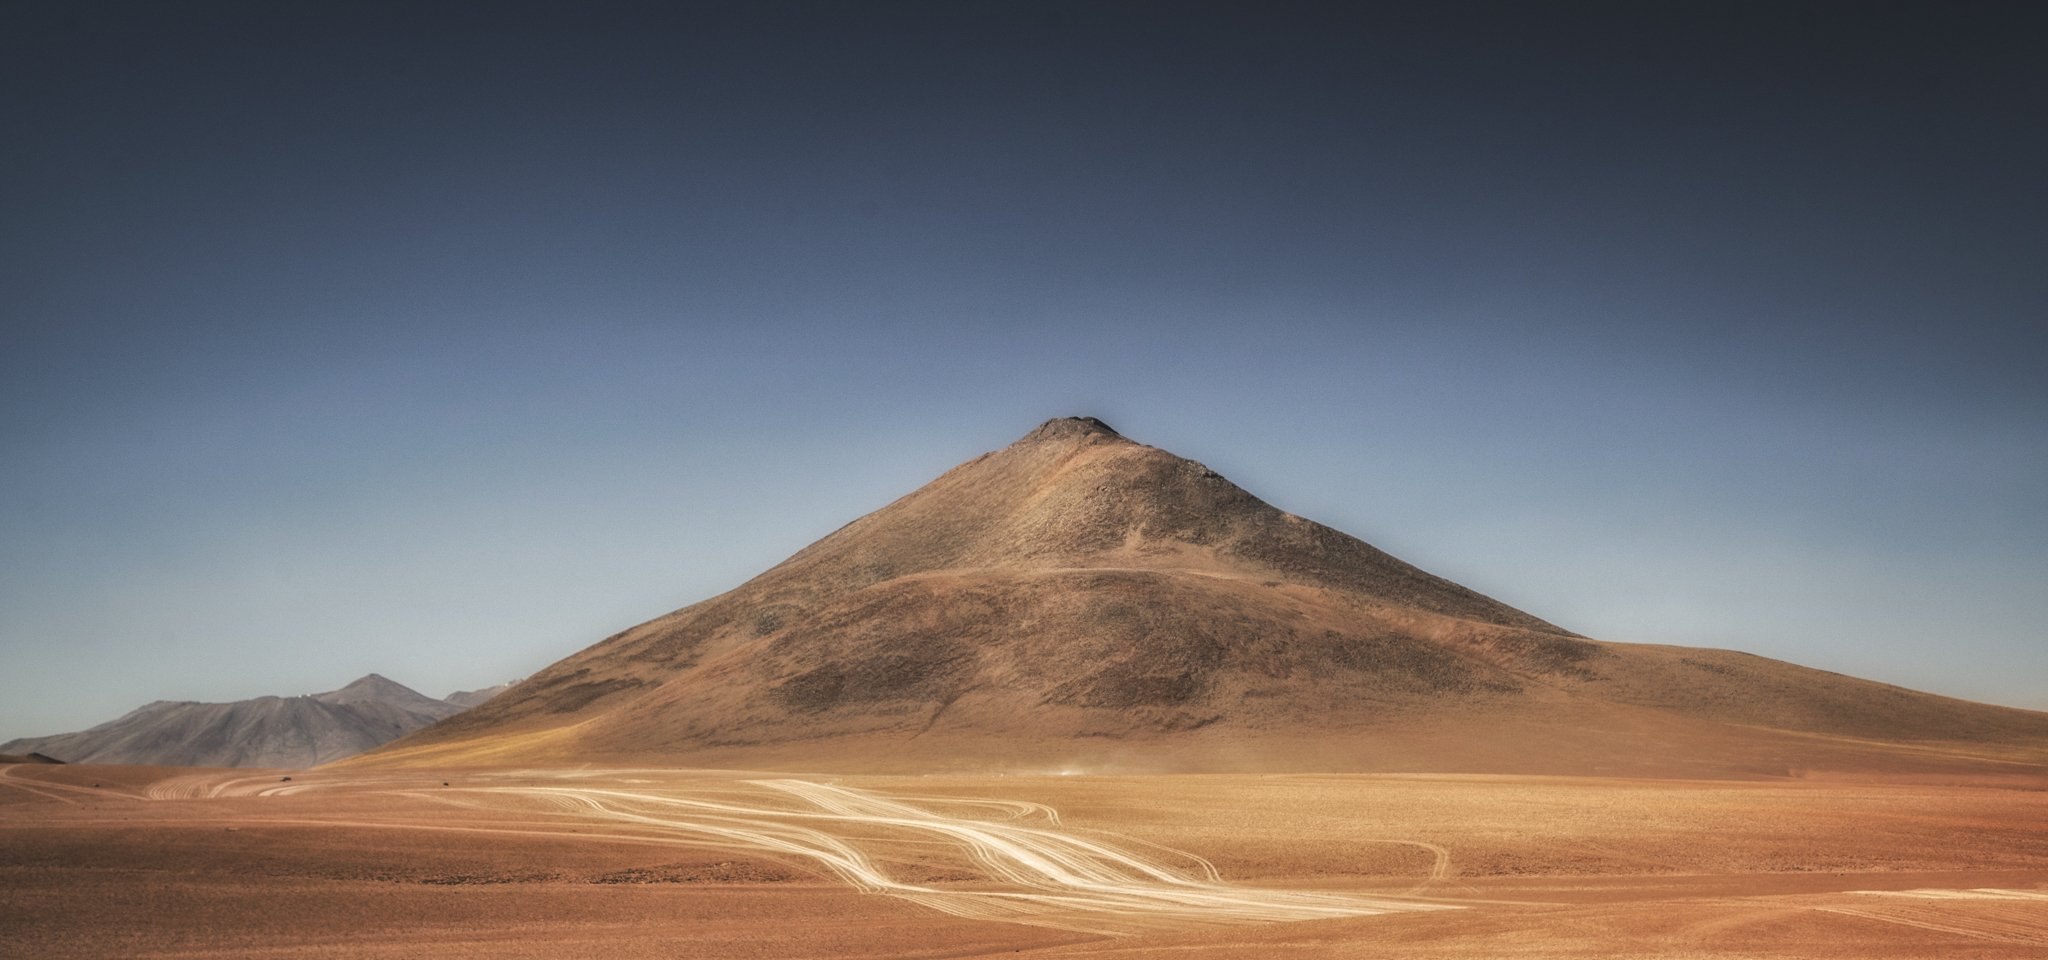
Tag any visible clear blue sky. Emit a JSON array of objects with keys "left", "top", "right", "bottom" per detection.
[{"left": 4, "top": 2, "right": 2044, "bottom": 737}]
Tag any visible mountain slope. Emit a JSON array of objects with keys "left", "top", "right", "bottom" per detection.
[
  {"left": 2, "top": 674, "right": 467, "bottom": 768},
  {"left": 444, "top": 681, "right": 518, "bottom": 710},
  {"left": 360, "top": 418, "right": 2048, "bottom": 775}
]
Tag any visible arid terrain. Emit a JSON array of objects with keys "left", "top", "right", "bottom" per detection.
[
  {"left": 3, "top": 761, "right": 2045, "bottom": 958},
  {"left": 9, "top": 419, "right": 2043, "bottom": 957}
]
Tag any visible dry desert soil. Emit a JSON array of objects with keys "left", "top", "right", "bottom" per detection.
[{"left": 4, "top": 761, "right": 2046, "bottom": 958}]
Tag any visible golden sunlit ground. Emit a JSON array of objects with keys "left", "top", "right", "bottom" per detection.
[{"left": 3, "top": 762, "right": 2045, "bottom": 958}]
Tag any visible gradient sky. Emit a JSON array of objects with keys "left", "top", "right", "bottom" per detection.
[{"left": 4, "top": 2, "right": 2044, "bottom": 738}]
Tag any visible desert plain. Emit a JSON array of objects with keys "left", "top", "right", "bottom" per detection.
[
  {"left": 4, "top": 760, "right": 2046, "bottom": 958},
  {"left": 7, "top": 420, "right": 2048, "bottom": 957}
]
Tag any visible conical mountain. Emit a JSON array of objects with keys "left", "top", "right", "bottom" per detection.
[
  {"left": 362, "top": 418, "right": 2048, "bottom": 775},
  {"left": 317, "top": 673, "right": 455, "bottom": 714}
]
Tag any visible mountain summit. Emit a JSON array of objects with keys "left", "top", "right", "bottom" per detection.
[{"left": 364, "top": 418, "right": 2048, "bottom": 775}]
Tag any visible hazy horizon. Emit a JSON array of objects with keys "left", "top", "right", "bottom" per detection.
[{"left": 5, "top": 2, "right": 2044, "bottom": 738}]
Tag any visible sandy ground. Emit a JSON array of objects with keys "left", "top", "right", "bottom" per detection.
[{"left": 3, "top": 762, "right": 2046, "bottom": 958}]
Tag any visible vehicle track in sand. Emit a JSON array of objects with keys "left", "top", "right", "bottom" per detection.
[
  {"left": 168, "top": 770, "right": 1454, "bottom": 936},
  {"left": 436, "top": 778, "right": 1455, "bottom": 936},
  {"left": 0, "top": 765, "right": 77, "bottom": 804},
  {"left": 144, "top": 772, "right": 279, "bottom": 800},
  {"left": 1811, "top": 888, "right": 2048, "bottom": 946},
  {"left": 0, "top": 764, "right": 146, "bottom": 803}
]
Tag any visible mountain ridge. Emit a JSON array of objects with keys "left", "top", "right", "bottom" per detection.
[{"left": 2, "top": 674, "right": 510, "bottom": 768}]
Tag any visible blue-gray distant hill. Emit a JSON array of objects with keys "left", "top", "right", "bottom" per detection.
[{"left": 0, "top": 674, "right": 509, "bottom": 768}]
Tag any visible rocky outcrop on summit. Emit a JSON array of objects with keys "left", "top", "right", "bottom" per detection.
[{"left": 363, "top": 418, "right": 2048, "bottom": 775}]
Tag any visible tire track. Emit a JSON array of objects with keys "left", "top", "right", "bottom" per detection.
[
  {"left": 0, "top": 771, "right": 77, "bottom": 804},
  {"left": 1816, "top": 905, "right": 2048, "bottom": 945},
  {"left": 1817, "top": 889, "right": 2048, "bottom": 946},
  {"left": 112, "top": 769, "right": 1461, "bottom": 936},
  {"left": 0, "top": 764, "right": 144, "bottom": 803},
  {"left": 440, "top": 778, "right": 1455, "bottom": 936}
]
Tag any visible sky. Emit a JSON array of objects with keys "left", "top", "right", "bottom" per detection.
[{"left": 3, "top": 1, "right": 2044, "bottom": 738}]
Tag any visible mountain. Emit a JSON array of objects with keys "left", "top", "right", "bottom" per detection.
[
  {"left": 443, "top": 681, "right": 518, "bottom": 710},
  {"left": 358, "top": 418, "right": 2048, "bottom": 775},
  {"left": 2, "top": 674, "right": 469, "bottom": 768}
]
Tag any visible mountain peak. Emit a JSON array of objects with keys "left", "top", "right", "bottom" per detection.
[
  {"left": 1018, "top": 416, "right": 1124, "bottom": 444},
  {"left": 318, "top": 674, "right": 442, "bottom": 709}
]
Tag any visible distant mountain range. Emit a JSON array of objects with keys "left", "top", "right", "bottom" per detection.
[{"left": 0, "top": 674, "right": 518, "bottom": 768}]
